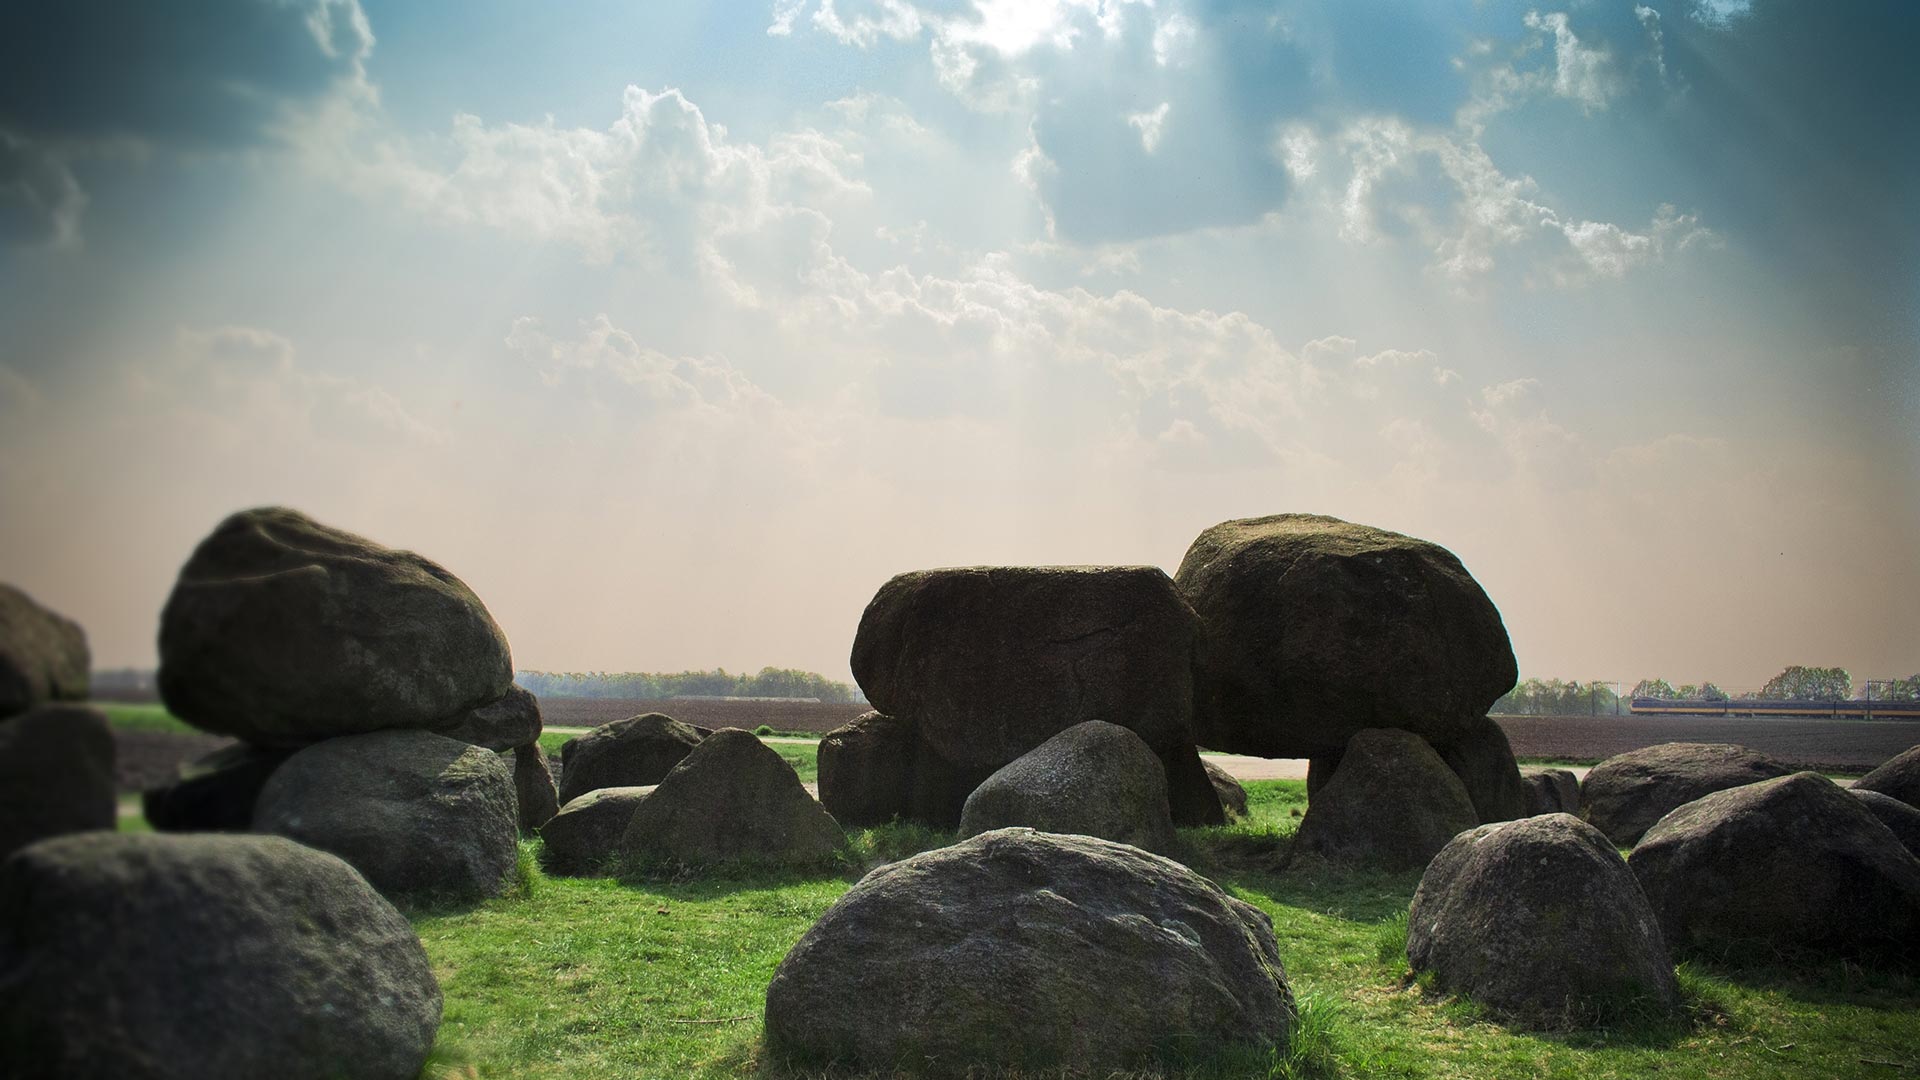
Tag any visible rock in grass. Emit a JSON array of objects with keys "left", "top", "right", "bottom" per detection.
[
  {"left": 0, "top": 705, "right": 115, "bottom": 861},
  {"left": 435, "top": 684, "right": 543, "bottom": 752},
  {"left": 0, "top": 584, "right": 90, "bottom": 719},
  {"left": 1408, "top": 814, "right": 1677, "bottom": 1026},
  {"left": 1582, "top": 742, "right": 1795, "bottom": 846},
  {"left": 1856, "top": 745, "right": 1920, "bottom": 808},
  {"left": 1520, "top": 767, "right": 1581, "bottom": 817},
  {"left": 0, "top": 832, "right": 440, "bottom": 1080},
  {"left": 142, "top": 743, "right": 294, "bottom": 833},
  {"left": 1433, "top": 716, "right": 1527, "bottom": 824},
  {"left": 1204, "top": 758, "right": 1250, "bottom": 819},
  {"left": 556, "top": 712, "right": 702, "bottom": 805},
  {"left": 1630, "top": 772, "right": 1920, "bottom": 965},
  {"left": 1173, "top": 514, "right": 1516, "bottom": 759},
  {"left": 157, "top": 507, "right": 512, "bottom": 747},
  {"left": 765, "top": 828, "right": 1293, "bottom": 1076},
  {"left": 1851, "top": 789, "right": 1920, "bottom": 858},
  {"left": 816, "top": 709, "right": 995, "bottom": 830},
  {"left": 959, "top": 721, "right": 1178, "bottom": 856},
  {"left": 539, "top": 786, "right": 654, "bottom": 876},
  {"left": 850, "top": 565, "right": 1203, "bottom": 770},
  {"left": 1291, "top": 729, "right": 1478, "bottom": 872},
  {"left": 255, "top": 730, "right": 519, "bottom": 903},
  {"left": 512, "top": 743, "right": 560, "bottom": 833},
  {"left": 1161, "top": 742, "right": 1228, "bottom": 826},
  {"left": 620, "top": 729, "right": 843, "bottom": 869}
]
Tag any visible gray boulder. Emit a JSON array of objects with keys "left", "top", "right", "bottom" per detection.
[
  {"left": 0, "top": 585, "right": 89, "bottom": 718},
  {"left": 1205, "top": 757, "right": 1250, "bottom": 819},
  {"left": 1173, "top": 514, "right": 1516, "bottom": 758},
  {"left": 765, "top": 827, "right": 1293, "bottom": 1075},
  {"left": 1630, "top": 772, "right": 1920, "bottom": 965},
  {"left": 1852, "top": 789, "right": 1920, "bottom": 858},
  {"left": 1408, "top": 814, "right": 1677, "bottom": 1025},
  {"left": 254, "top": 730, "right": 519, "bottom": 903},
  {"left": 959, "top": 721, "right": 1178, "bottom": 856},
  {"left": 0, "top": 832, "right": 440, "bottom": 1080},
  {"left": 539, "top": 786, "right": 653, "bottom": 876},
  {"left": 142, "top": 743, "right": 293, "bottom": 833},
  {"left": 0, "top": 705, "right": 115, "bottom": 860},
  {"left": 1521, "top": 767, "right": 1581, "bottom": 817},
  {"left": 435, "top": 684, "right": 542, "bottom": 752},
  {"left": 850, "top": 565, "right": 1203, "bottom": 769},
  {"left": 1291, "top": 728, "right": 1478, "bottom": 871},
  {"left": 512, "top": 744, "right": 559, "bottom": 833},
  {"left": 1856, "top": 745, "right": 1920, "bottom": 808},
  {"left": 157, "top": 507, "right": 513, "bottom": 747},
  {"left": 1582, "top": 742, "right": 1795, "bottom": 845},
  {"left": 557, "top": 712, "right": 702, "bottom": 805},
  {"left": 1434, "top": 716, "right": 1527, "bottom": 824},
  {"left": 621, "top": 729, "right": 843, "bottom": 869}
]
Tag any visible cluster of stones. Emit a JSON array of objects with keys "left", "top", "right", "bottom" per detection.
[{"left": 0, "top": 584, "right": 111, "bottom": 863}]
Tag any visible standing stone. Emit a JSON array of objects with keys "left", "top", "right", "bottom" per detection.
[
  {"left": 512, "top": 743, "right": 559, "bottom": 833},
  {"left": 0, "top": 585, "right": 90, "bottom": 719},
  {"left": 817, "top": 711, "right": 916, "bottom": 828},
  {"left": 1852, "top": 789, "right": 1920, "bottom": 858},
  {"left": 1408, "top": 814, "right": 1677, "bottom": 1025},
  {"left": 1173, "top": 514, "right": 1516, "bottom": 759},
  {"left": 1582, "top": 742, "right": 1795, "bottom": 846},
  {"left": 1434, "top": 716, "right": 1528, "bottom": 824},
  {"left": 157, "top": 507, "right": 513, "bottom": 747},
  {"left": 1856, "top": 745, "right": 1920, "bottom": 808},
  {"left": 0, "top": 705, "right": 115, "bottom": 860},
  {"left": 1630, "top": 772, "right": 1920, "bottom": 965},
  {"left": 1204, "top": 758, "right": 1251, "bottom": 819},
  {"left": 255, "top": 730, "right": 519, "bottom": 903},
  {"left": 556, "top": 712, "right": 703, "bottom": 805},
  {"left": 539, "top": 786, "right": 654, "bottom": 876},
  {"left": 1290, "top": 729, "right": 1478, "bottom": 872},
  {"left": 142, "top": 743, "right": 294, "bottom": 833},
  {"left": 765, "top": 828, "right": 1293, "bottom": 1075},
  {"left": 621, "top": 729, "right": 843, "bottom": 869},
  {"left": 1520, "top": 767, "right": 1581, "bottom": 817},
  {"left": 959, "top": 721, "right": 1179, "bottom": 856},
  {"left": 0, "top": 832, "right": 441, "bottom": 1080},
  {"left": 1161, "top": 744, "right": 1228, "bottom": 826},
  {"left": 435, "top": 685, "right": 542, "bottom": 752},
  {"left": 850, "top": 565, "right": 1203, "bottom": 769}
]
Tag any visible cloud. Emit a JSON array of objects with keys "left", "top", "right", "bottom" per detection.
[
  {"left": 1523, "top": 10, "right": 1625, "bottom": 113},
  {"left": 505, "top": 314, "right": 779, "bottom": 418},
  {"left": 0, "top": 133, "right": 86, "bottom": 248},
  {"left": 1127, "top": 103, "right": 1170, "bottom": 153}
]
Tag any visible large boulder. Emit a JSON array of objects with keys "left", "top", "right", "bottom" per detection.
[
  {"left": 434, "top": 684, "right": 542, "bottom": 752},
  {"left": 0, "top": 585, "right": 90, "bottom": 718},
  {"left": 539, "top": 786, "right": 653, "bottom": 876},
  {"left": 1408, "top": 814, "right": 1677, "bottom": 1025},
  {"left": 1630, "top": 772, "right": 1920, "bottom": 965},
  {"left": 0, "top": 705, "right": 116, "bottom": 860},
  {"left": 1291, "top": 729, "right": 1478, "bottom": 871},
  {"left": 254, "top": 730, "right": 520, "bottom": 903},
  {"left": 142, "top": 743, "right": 294, "bottom": 833},
  {"left": 556, "top": 712, "right": 702, "bottom": 805},
  {"left": 765, "top": 828, "right": 1293, "bottom": 1075},
  {"left": 1852, "top": 789, "right": 1920, "bottom": 858},
  {"left": 850, "top": 565, "right": 1203, "bottom": 770},
  {"left": 621, "top": 729, "right": 843, "bottom": 869},
  {"left": 959, "top": 721, "right": 1179, "bottom": 856},
  {"left": 512, "top": 744, "right": 559, "bottom": 833},
  {"left": 1434, "top": 716, "right": 1527, "bottom": 824},
  {"left": 1205, "top": 758, "right": 1250, "bottom": 820},
  {"left": 1582, "top": 742, "right": 1795, "bottom": 846},
  {"left": 816, "top": 709, "right": 997, "bottom": 830},
  {"left": 157, "top": 507, "right": 513, "bottom": 747},
  {"left": 1521, "top": 767, "right": 1581, "bottom": 817},
  {"left": 1856, "top": 745, "right": 1920, "bottom": 808},
  {"left": 1173, "top": 514, "right": 1516, "bottom": 758},
  {"left": 0, "top": 832, "right": 440, "bottom": 1080}
]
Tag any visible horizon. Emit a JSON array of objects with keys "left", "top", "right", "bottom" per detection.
[{"left": 2, "top": 1, "right": 1915, "bottom": 692}]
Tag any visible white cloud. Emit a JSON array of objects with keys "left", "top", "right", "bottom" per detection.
[
  {"left": 0, "top": 133, "right": 87, "bottom": 248},
  {"left": 1127, "top": 102, "right": 1170, "bottom": 154},
  {"left": 768, "top": 0, "right": 808, "bottom": 36},
  {"left": 1523, "top": 11, "right": 1624, "bottom": 113},
  {"left": 1152, "top": 13, "right": 1195, "bottom": 67}
]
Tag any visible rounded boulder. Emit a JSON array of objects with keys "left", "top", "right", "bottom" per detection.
[
  {"left": 1291, "top": 728, "right": 1478, "bottom": 872},
  {"left": 0, "top": 584, "right": 90, "bottom": 718},
  {"left": 959, "top": 720, "right": 1178, "bottom": 856},
  {"left": 539, "top": 785, "right": 654, "bottom": 876},
  {"left": 620, "top": 729, "right": 843, "bottom": 869},
  {"left": 1582, "top": 742, "right": 1795, "bottom": 846},
  {"left": 556, "top": 712, "right": 703, "bottom": 805},
  {"left": 0, "top": 705, "right": 116, "bottom": 860},
  {"left": 1856, "top": 745, "right": 1920, "bottom": 808}
]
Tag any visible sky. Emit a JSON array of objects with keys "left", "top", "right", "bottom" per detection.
[{"left": 0, "top": 0, "right": 1914, "bottom": 693}]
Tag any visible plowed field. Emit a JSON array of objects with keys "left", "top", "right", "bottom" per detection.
[{"left": 1495, "top": 714, "right": 1918, "bottom": 772}]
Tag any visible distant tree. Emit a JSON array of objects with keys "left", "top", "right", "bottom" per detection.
[
  {"left": 1759, "top": 665, "right": 1852, "bottom": 701},
  {"left": 1631, "top": 678, "right": 1678, "bottom": 700},
  {"left": 1490, "top": 678, "right": 1620, "bottom": 715},
  {"left": 1865, "top": 675, "right": 1920, "bottom": 701}
]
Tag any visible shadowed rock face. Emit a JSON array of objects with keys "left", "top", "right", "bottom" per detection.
[
  {"left": 0, "top": 584, "right": 89, "bottom": 719},
  {"left": 435, "top": 685, "right": 543, "bottom": 752},
  {"left": 254, "top": 730, "right": 520, "bottom": 903},
  {"left": 142, "top": 743, "right": 293, "bottom": 834},
  {"left": 850, "top": 565, "right": 1203, "bottom": 770},
  {"left": 1581, "top": 742, "right": 1795, "bottom": 846},
  {"left": 157, "top": 507, "right": 513, "bottom": 747},
  {"left": 0, "top": 832, "right": 441, "bottom": 1080},
  {"left": 959, "top": 720, "right": 1179, "bottom": 856},
  {"left": 1291, "top": 729, "right": 1479, "bottom": 872},
  {"left": 1174, "top": 514, "right": 1516, "bottom": 759},
  {"left": 511, "top": 744, "right": 559, "bottom": 833},
  {"left": 1409, "top": 814, "right": 1677, "bottom": 1026},
  {"left": 765, "top": 828, "right": 1293, "bottom": 1076},
  {"left": 620, "top": 729, "right": 843, "bottom": 869},
  {"left": 539, "top": 785, "right": 653, "bottom": 876},
  {"left": 1434, "top": 716, "right": 1527, "bottom": 824},
  {"left": 1204, "top": 758, "right": 1250, "bottom": 819},
  {"left": 1852, "top": 789, "right": 1920, "bottom": 858},
  {"left": 1856, "top": 745, "right": 1920, "bottom": 809},
  {"left": 816, "top": 710, "right": 1000, "bottom": 830},
  {"left": 1630, "top": 772, "right": 1920, "bottom": 965},
  {"left": 0, "top": 705, "right": 115, "bottom": 861},
  {"left": 556, "top": 712, "right": 703, "bottom": 805},
  {"left": 1520, "top": 767, "right": 1581, "bottom": 817}
]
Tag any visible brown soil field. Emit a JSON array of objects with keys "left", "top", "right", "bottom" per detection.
[
  {"left": 1495, "top": 714, "right": 1920, "bottom": 773},
  {"left": 538, "top": 697, "right": 869, "bottom": 733}
]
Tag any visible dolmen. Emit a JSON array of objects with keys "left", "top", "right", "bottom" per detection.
[
  {"left": 141, "top": 507, "right": 553, "bottom": 900},
  {"left": 765, "top": 828, "right": 1293, "bottom": 1076}
]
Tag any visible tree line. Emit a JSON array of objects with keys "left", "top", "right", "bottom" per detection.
[
  {"left": 514, "top": 667, "right": 861, "bottom": 703},
  {"left": 1493, "top": 666, "right": 1920, "bottom": 714}
]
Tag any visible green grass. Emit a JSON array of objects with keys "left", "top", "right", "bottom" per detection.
[{"left": 96, "top": 702, "right": 197, "bottom": 735}]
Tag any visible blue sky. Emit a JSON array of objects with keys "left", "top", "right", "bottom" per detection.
[{"left": 0, "top": 0, "right": 1913, "bottom": 691}]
